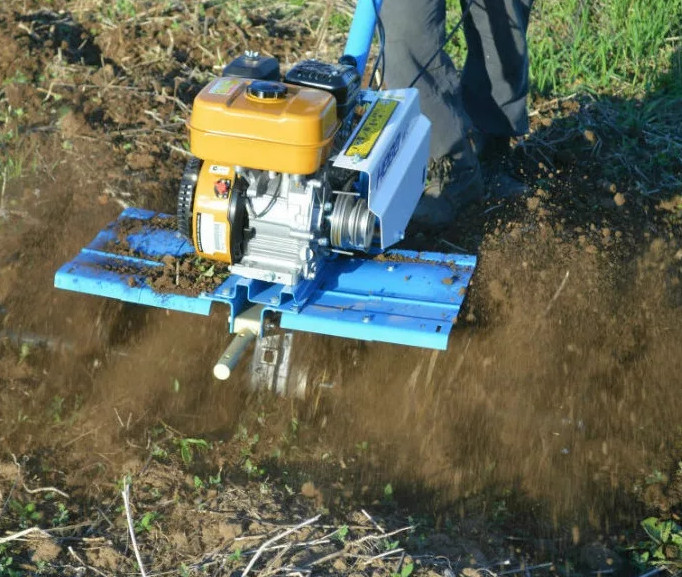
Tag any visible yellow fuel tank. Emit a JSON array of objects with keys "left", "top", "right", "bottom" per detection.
[{"left": 188, "top": 77, "right": 338, "bottom": 175}]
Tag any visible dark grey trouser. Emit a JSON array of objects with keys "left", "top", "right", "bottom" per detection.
[{"left": 381, "top": 0, "right": 534, "bottom": 159}]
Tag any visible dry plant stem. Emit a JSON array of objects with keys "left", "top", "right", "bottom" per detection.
[
  {"left": 363, "top": 547, "right": 404, "bottom": 565},
  {"left": 635, "top": 569, "right": 665, "bottom": 577},
  {"left": 122, "top": 482, "right": 149, "bottom": 577},
  {"left": 241, "top": 514, "right": 321, "bottom": 577},
  {"left": 361, "top": 508, "right": 385, "bottom": 533},
  {"left": 0, "top": 526, "right": 51, "bottom": 545},
  {"left": 354, "top": 524, "right": 413, "bottom": 545},
  {"left": 498, "top": 562, "right": 554, "bottom": 575},
  {"left": 23, "top": 483, "right": 69, "bottom": 499},
  {"left": 544, "top": 270, "right": 570, "bottom": 316},
  {"left": 0, "top": 167, "right": 7, "bottom": 215}
]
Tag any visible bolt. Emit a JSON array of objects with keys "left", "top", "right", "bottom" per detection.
[
  {"left": 362, "top": 314, "right": 372, "bottom": 323},
  {"left": 270, "top": 296, "right": 279, "bottom": 304},
  {"left": 323, "top": 202, "right": 333, "bottom": 212},
  {"left": 352, "top": 154, "right": 362, "bottom": 164},
  {"left": 387, "top": 264, "right": 395, "bottom": 272}
]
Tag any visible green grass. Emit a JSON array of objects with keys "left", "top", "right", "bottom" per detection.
[{"left": 445, "top": 0, "right": 682, "bottom": 98}]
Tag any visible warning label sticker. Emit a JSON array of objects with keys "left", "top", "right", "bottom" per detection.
[
  {"left": 209, "top": 78, "right": 242, "bottom": 100},
  {"left": 345, "top": 98, "right": 399, "bottom": 159},
  {"left": 197, "top": 213, "right": 227, "bottom": 255}
]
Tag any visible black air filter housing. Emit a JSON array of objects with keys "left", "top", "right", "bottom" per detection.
[{"left": 285, "top": 59, "right": 361, "bottom": 120}]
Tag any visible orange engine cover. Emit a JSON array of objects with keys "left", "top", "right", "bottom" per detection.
[{"left": 188, "top": 77, "right": 338, "bottom": 175}]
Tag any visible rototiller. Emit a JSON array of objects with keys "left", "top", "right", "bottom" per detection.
[{"left": 54, "top": 0, "right": 476, "bottom": 395}]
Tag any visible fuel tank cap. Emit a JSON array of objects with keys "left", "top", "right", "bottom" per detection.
[{"left": 246, "top": 80, "right": 288, "bottom": 101}]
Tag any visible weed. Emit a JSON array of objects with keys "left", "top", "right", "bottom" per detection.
[
  {"left": 9, "top": 499, "right": 42, "bottom": 528},
  {"left": 383, "top": 483, "right": 394, "bottom": 502},
  {"left": 174, "top": 437, "right": 209, "bottom": 465},
  {"left": 151, "top": 443, "right": 169, "bottom": 460},
  {"left": 49, "top": 395, "right": 64, "bottom": 423},
  {"left": 392, "top": 563, "right": 414, "bottom": 577},
  {"left": 104, "top": 0, "right": 137, "bottom": 20},
  {"left": 332, "top": 525, "right": 349, "bottom": 543},
  {"left": 51, "top": 502, "right": 69, "bottom": 527},
  {"left": 631, "top": 517, "right": 682, "bottom": 571},
  {"left": 135, "top": 510, "right": 161, "bottom": 533},
  {"left": 242, "top": 457, "right": 265, "bottom": 479},
  {"left": 0, "top": 545, "right": 22, "bottom": 577},
  {"left": 235, "top": 426, "right": 265, "bottom": 478},
  {"left": 208, "top": 469, "right": 222, "bottom": 486},
  {"left": 383, "top": 538, "right": 400, "bottom": 551}
]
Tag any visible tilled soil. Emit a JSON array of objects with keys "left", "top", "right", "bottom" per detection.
[{"left": 1, "top": 1, "right": 681, "bottom": 575}]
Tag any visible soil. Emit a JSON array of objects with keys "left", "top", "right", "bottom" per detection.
[
  {"left": 1, "top": 1, "right": 681, "bottom": 576},
  {"left": 103, "top": 213, "right": 232, "bottom": 295}
]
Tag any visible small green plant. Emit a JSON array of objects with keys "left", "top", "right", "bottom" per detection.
[
  {"left": 0, "top": 544, "right": 22, "bottom": 577},
  {"left": 242, "top": 457, "right": 265, "bottom": 479},
  {"left": 383, "top": 483, "right": 394, "bottom": 502},
  {"left": 51, "top": 502, "right": 69, "bottom": 527},
  {"left": 631, "top": 517, "right": 682, "bottom": 570},
  {"left": 10, "top": 499, "right": 42, "bottom": 528},
  {"left": 392, "top": 563, "right": 414, "bottom": 577},
  {"left": 105, "top": 0, "right": 137, "bottom": 20},
  {"left": 383, "top": 538, "right": 400, "bottom": 551},
  {"left": 135, "top": 511, "right": 161, "bottom": 533},
  {"left": 174, "top": 437, "right": 209, "bottom": 465},
  {"left": 49, "top": 395, "right": 65, "bottom": 423},
  {"left": 332, "top": 525, "right": 349, "bottom": 543},
  {"left": 18, "top": 342, "right": 31, "bottom": 364},
  {"left": 208, "top": 469, "right": 222, "bottom": 486},
  {"left": 355, "top": 440, "right": 369, "bottom": 453},
  {"left": 235, "top": 427, "right": 265, "bottom": 478},
  {"left": 151, "top": 443, "right": 169, "bottom": 460}
]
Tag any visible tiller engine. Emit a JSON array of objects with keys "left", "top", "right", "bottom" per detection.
[{"left": 180, "top": 54, "right": 427, "bottom": 287}]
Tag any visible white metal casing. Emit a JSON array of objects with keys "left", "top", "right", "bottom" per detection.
[{"left": 333, "top": 88, "right": 431, "bottom": 248}]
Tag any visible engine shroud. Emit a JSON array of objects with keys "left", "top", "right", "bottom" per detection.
[{"left": 188, "top": 77, "right": 338, "bottom": 175}]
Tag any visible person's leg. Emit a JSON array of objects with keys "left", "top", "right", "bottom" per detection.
[
  {"left": 459, "top": 0, "right": 534, "bottom": 139},
  {"left": 381, "top": 0, "right": 472, "bottom": 159}
]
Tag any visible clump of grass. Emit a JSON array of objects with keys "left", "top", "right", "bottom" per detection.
[
  {"left": 529, "top": 0, "right": 682, "bottom": 96},
  {"left": 443, "top": 0, "right": 682, "bottom": 98}
]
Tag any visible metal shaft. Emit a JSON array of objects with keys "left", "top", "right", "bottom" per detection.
[{"left": 213, "top": 330, "right": 257, "bottom": 380}]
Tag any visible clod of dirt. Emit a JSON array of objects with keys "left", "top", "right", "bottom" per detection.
[{"left": 31, "top": 539, "right": 61, "bottom": 564}]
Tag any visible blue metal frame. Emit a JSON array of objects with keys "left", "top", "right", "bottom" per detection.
[
  {"left": 343, "top": 0, "right": 383, "bottom": 78},
  {"left": 55, "top": 209, "right": 475, "bottom": 350}
]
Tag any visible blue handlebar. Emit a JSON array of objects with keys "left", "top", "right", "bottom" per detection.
[{"left": 343, "top": 0, "right": 383, "bottom": 78}]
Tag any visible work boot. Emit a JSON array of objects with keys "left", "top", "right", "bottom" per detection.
[
  {"left": 474, "top": 132, "right": 529, "bottom": 199},
  {"left": 410, "top": 149, "right": 484, "bottom": 232}
]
